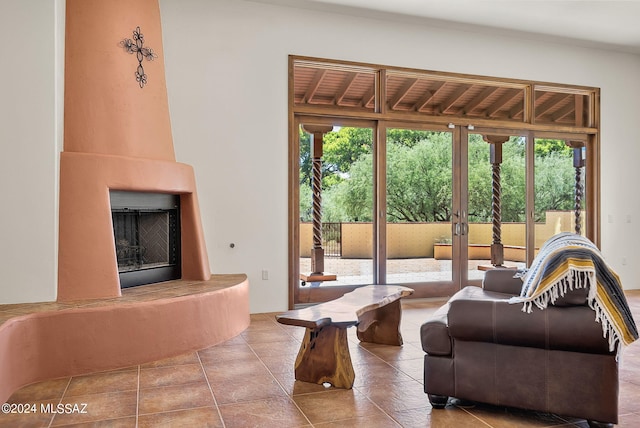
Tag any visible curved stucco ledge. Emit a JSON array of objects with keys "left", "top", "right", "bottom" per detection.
[{"left": 0, "top": 275, "right": 249, "bottom": 403}]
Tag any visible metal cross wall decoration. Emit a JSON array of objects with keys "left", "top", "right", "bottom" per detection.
[{"left": 120, "top": 26, "right": 157, "bottom": 88}]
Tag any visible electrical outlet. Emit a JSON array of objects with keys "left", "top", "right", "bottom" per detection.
[{"left": 261, "top": 270, "right": 269, "bottom": 280}]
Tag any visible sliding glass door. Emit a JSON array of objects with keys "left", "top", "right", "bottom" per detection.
[
  {"left": 383, "top": 125, "right": 457, "bottom": 297},
  {"left": 293, "top": 118, "right": 593, "bottom": 305},
  {"left": 465, "top": 130, "right": 527, "bottom": 284},
  {"left": 296, "top": 120, "right": 376, "bottom": 303},
  {"left": 533, "top": 135, "right": 588, "bottom": 247}
]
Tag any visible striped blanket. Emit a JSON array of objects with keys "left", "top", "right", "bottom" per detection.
[{"left": 510, "top": 233, "right": 638, "bottom": 355}]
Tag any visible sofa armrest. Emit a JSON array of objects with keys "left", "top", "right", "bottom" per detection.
[
  {"left": 447, "top": 286, "right": 611, "bottom": 354},
  {"left": 482, "top": 268, "right": 523, "bottom": 295},
  {"left": 420, "top": 302, "right": 452, "bottom": 356}
]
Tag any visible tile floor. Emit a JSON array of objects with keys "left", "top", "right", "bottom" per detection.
[{"left": 2, "top": 293, "right": 640, "bottom": 427}]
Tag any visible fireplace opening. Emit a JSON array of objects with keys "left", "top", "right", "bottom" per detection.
[{"left": 110, "top": 191, "right": 181, "bottom": 288}]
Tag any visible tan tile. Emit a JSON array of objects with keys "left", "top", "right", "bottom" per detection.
[
  {"left": 270, "top": 370, "right": 337, "bottom": 395},
  {"left": 139, "top": 363, "right": 206, "bottom": 389},
  {"left": 399, "top": 324, "right": 427, "bottom": 340},
  {"left": 2, "top": 302, "right": 72, "bottom": 315},
  {"left": 250, "top": 313, "right": 283, "bottom": 325},
  {"left": 56, "top": 416, "right": 137, "bottom": 427},
  {"left": 462, "top": 402, "right": 570, "bottom": 427},
  {"left": 198, "top": 343, "right": 257, "bottom": 365},
  {"left": 216, "top": 334, "right": 247, "bottom": 346},
  {"left": 278, "top": 324, "right": 306, "bottom": 340},
  {"left": 0, "top": 312, "right": 16, "bottom": 324},
  {"left": 138, "top": 407, "right": 223, "bottom": 428},
  {"left": 293, "top": 389, "right": 388, "bottom": 424},
  {"left": 390, "top": 405, "right": 483, "bottom": 428},
  {"left": 314, "top": 414, "right": 401, "bottom": 427},
  {"left": 356, "top": 379, "right": 428, "bottom": 413},
  {"left": 8, "top": 378, "right": 70, "bottom": 402},
  {"left": 50, "top": 390, "right": 137, "bottom": 426},
  {"left": 0, "top": 400, "right": 56, "bottom": 428},
  {"left": 138, "top": 382, "right": 214, "bottom": 415},
  {"left": 357, "top": 341, "right": 425, "bottom": 362},
  {"left": 209, "top": 372, "right": 287, "bottom": 404},
  {"left": 3, "top": 298, "right": 639, "bottom": 427},
  {"left": 352, "top": 360, "right": 415, "bottom": 387},
  {"left": 202, "top": 358, "right": 271, "bottom": 382},
  {"left": 241, "top": 328, "right": 293, "bottom": 344},
  {"left": 619, "top": 380, "right": 640, "bottom": 414},
  {"left": 620, "top": 357, "right": 640, "bottom": 385},
  {"left": 249, "top": 338, "right": 301, "bottom": 357},
  {"left": 349, "top": 345, "right": 386, "bottom": 366},
  {"left": 256, "top": 351, "right": 299, "bottom": 374},
  {"left": 64, "top": 370, "right": 138, "bottom": 397},
  {"left": 218, "top": 397, "right": 309, "bottom": 428},
  {"left": 617, "top": 412, "right": 640, "bottom": 427},
  {"left": 388, "top": 358, "right": 425, "bottom": 382},
  {"left": 140, "top": 351, "right": 200, "bottom": 368}
]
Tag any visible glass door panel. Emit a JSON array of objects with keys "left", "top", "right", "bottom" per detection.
[
  {"left": 385, "top": 128, "right": 454, "bottom": 286},
  {"left": 533, "top": 138, "right": 585, "bottom": 249},
  {"left": 467, "top": 133, "right": 527, "bottom": 282},
  {"left": 298, "top": 125, "right": 374, "bottom": 288}
]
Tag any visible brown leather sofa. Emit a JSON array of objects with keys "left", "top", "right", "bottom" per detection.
[{"left": 421, "top": 268, "right": 619, "bottom": 427}]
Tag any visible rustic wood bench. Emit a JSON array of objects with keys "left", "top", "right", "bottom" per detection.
[{"left": 276, "top": 284, "right": 414, "bottom": 389}]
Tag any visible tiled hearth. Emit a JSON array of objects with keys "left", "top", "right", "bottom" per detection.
[
  {"left": 2, "top": 292, "right": 640, "bottom": 427},
  {"left": 0, "top": 276, "right": 249, "bottom": 406},
  {"left": 1, "top": 276, "right": 246, "bottom": 320}
]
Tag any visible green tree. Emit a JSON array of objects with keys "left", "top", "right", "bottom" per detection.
[
  {"left": 386, "top": 133, "right": 453, "bottom": 222},
  {"left": 322, "top": 128, "right": 373, "bottom": 187},
  {"left": 300, "top": 128, "right": 577, "bottom": 225},
  {"left": 534, "top": 152, "right": 577, "bottom": 221},
  {"left": 299, "top": 127, "right": 373, "bottom": 190},
  {"left": 467, "top": 135, "right": 492, "bottom": 222},
  {"left": 534, "top": 139, "right": 572, "bottom": 157},
  {"left": 325, "top": 153, "right": 374, "bottom": 222}
]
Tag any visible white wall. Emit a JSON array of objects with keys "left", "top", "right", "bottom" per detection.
[
  {"left": 160, "top": 0, "right": 640, "bottom": 312},
  {"left": 2, "top": 0, "right": 639, "bottom": 309},
  {"left": 0, "top": 0, "right": 62, "bottom": 303}
]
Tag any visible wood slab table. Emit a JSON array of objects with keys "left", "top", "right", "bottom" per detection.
[{"left": 276, "top": 285, "right": 414, "bottom": 389}]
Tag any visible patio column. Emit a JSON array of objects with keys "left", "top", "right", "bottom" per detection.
[
  {"left": 568, "top": 141, "right": 585, "bottom": 235},
  {"left": 484, "top": 135, "right": 509, "bottom": 267},
  {"left": 300, "top": 125, "right": 336, "bottom": 284}
]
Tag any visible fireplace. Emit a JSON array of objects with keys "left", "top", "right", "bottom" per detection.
[
  {"left": 110, "top": 191, "right": 181, "bottom": 288},
  {"left": 57, "top": 0, "right": 211, "bottom": 301}
]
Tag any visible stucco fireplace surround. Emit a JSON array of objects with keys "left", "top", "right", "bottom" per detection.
[
  {"left": 0, "top": 0, "right": 250, "bottom": 404},
  {"left": 57, "top": 0, "right": 212, "bottom": 300}
]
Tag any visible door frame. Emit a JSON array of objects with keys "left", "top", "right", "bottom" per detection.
[
  {"left": 291, "top": 115, "right": 377, "bottom": 306},
  {"left": 289, "top": 118, "right": 598, "bottom": 307}
]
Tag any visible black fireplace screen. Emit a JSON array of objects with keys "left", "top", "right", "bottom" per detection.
[{"left": 110, "top": 191, "right": 181, "bottom": 288}]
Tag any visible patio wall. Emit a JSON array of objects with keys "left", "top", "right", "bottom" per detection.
[{"left": 300, "top": 211, "right": 582, "bottom": 259}]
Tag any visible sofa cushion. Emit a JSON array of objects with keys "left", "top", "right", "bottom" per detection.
[
  {"left": 482, "top": 268, "right": 525, "bottom": 295},
  {"left": 550, "top": 286, "right": 588, "bottom": 306}
]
